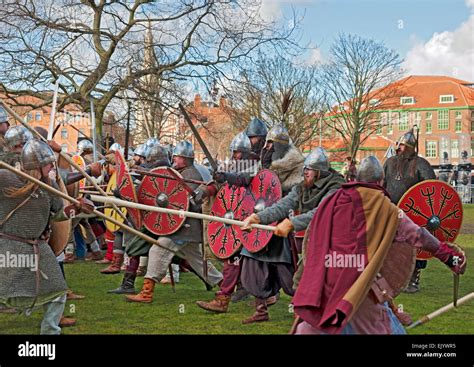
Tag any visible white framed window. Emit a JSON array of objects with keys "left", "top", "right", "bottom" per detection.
[
  {"left": 35, "top": 112, "right": 41, "bottom": 121},
  {"left": 61, "top": 144, "right": 68, "bottom": 153},
  {"left": 438, "top": 109, "right": 449, "bottom": 130},
  {"left": 61, "top": 128, "right": 68, "bottom": 139},
  {"left": 369, "top": 99, "right": 380, "bottom": 107},
  {"left": 439, "top": 95, "right": 454, "bottom": 103},
  {"left": 414, "top": 111, "right": 421, "bottom": 126},
  {"left": 400, "top": 97, "right": 415, "bottom": 105},
  {"left": 425, "top": 112, "right": 432, "bottom": 133},
  {"left": 425, "top": 141, "right": 437, "bottom": 158},
  {"left": 399, "top": 111, "right": 409, "bottom": 131},
  {"left": 451, "top": 140, "right": 459, "bottom": 159},
  {"left": 26, "top": 112, "right": 33, "bottom": 122}
]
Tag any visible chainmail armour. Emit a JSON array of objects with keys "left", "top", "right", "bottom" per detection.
[{"left": 0, "top": 170, "right": 67, "bottom": 307}]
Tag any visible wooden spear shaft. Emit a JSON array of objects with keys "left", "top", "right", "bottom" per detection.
[
  {"left": 90, "top": 195, "right": 278, "bottom": 232},
  {"left": 407, "top": 292, "right": 474, "bottom": 329},
  {"left": 0, "top": 100, "right": 129, "bottom": 225},
  {"left": 0, "top": 161, "right": 178, "bottom": 255}
]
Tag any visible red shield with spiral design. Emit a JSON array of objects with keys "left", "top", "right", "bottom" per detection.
[
  {"left": 115, "top": 150, "right": 142, "bottom": 229},
  {"left": 398, "top": 180, "right": 463, "bottom": 260},
  {"left": 138, "top": 167, "right": 189, "bottom": 235},
  {"left": 242, "top": 169, "right": 282, "bottom": 253},
  {"left": 208, "top": 184, "right": 254, "bottom": 259}
]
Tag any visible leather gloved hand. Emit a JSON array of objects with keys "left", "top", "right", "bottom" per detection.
[
  {"left": 274, "top": 218, "right": 294, "bottom": 237},
  {"left": 48, "top": 140, "right": 62, "bottom": 153},
  {"left": 433, "top": 242, "right": 466, "bottom": 275},
  {"left": 87, "top": 162, "right": 102, "bottom": 178},
  {"left": 241, "top": 213, "right": 260, "bottom": 232},
  {"left": 64, "top": 198, "right": 95, "bottom": 218}
]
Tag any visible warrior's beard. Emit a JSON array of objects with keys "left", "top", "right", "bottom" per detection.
[{"left": 396, "top": 148, "right": 417, "bottom": 178}]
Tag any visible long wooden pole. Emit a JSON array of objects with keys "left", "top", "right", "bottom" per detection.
[
  {"left": 407, "top": 292, "right": 474, "bottom": 329},
  {"left": 90, "top": 194, "right": 277, "bottom": 232},
  {"left": 0, "top": 161, "right": 178, "bottom": 255},
  {"left": 0, "top": 100, "right": 129, "bottom": 225}
]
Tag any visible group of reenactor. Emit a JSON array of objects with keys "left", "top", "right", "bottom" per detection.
[{"left": 0, "top": 103, "right": 467, "bottom": 334}]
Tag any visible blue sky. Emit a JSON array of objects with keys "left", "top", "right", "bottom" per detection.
[{"left": 268, "top": 0, "right": 474, "bottom": 80}]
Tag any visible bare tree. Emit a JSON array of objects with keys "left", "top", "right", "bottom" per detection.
[
  {"left": 320, "top": 34, "right": 403, "bottom": 159},
  {"left": 0, "top": 0, "right": 299, "bottom": 136},
  {"left": 224, "top": 54, "right": 325, "bottom": 147}
]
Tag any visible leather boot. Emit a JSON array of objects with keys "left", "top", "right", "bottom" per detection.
[
  {"left": 100, "top": 253, "right": 124, "bottom": 274},
  {"left": 59, "top": 316, "right": 76, "bottom": 327},
  {"left": 242, "top": 298, "right": 269, "bottom": 324},
  {"left": 64, "top": 252, "right": 75, "bottom": 264},
  {"left": 108, "top": 272, "right": 137, "bottom": 294},
  {"left": 126, "top": 278, "right": 155, "bottom": 303},
  {"left": 67, "top": 289, "right": 85, "bottom": 300},
  {"left": 403, "top": 268, "right": 421, "bottom": 294},
  {"left": 86, "top": 251, "right": 103, "bottom": 261},
  {"left": 95, "top": 257, "right": 112, "bottom": 264},
  {"left": 196, "top": 294, "right": 231, "bottom": 313}
]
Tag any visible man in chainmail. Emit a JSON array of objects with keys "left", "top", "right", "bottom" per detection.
[
  {"left": 383, "top": 129, "right": 436, "bottom": 293},
  {"left": 0, "top": 139, "right": 92, "bottom": 334}
]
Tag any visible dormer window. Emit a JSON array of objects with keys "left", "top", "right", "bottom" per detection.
[
  {"left": 439, "top": 95, "right": 454, "bottom": 103},
  {"left": 369, "top": 99, "right": 380, "bottom": 107},
  {"left": 400, "top": 96, "right": 415, "bottom": 105}
]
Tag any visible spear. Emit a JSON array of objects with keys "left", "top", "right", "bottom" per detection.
[
  {"left": 90, "top": 194, "right": 277, "bottom": 232},
  {"left": 407, "top": 292, "right": 474, "bottom": 329},
  {"left": 0, "top": 100, "right": 129, "bottom": 225},
  {"left": 0, "top": 160, "right": 179, "bottom": 256}
]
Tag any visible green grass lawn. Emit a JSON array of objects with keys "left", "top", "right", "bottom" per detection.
[{"left": 1, "top": 205, "right": 473, "bottom": 334}]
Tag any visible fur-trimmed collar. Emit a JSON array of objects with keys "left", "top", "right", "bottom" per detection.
[{"left": 270, "top": 145, "right": 305, "bottom": 194}]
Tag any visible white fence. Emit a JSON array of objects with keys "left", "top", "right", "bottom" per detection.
[{"left": 455, "top": 184, "right": 473, "bottom": 204}]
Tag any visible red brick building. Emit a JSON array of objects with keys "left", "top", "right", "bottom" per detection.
[
  {"left": 161, "top": 94, "right": 237, "bottom": 163},
  {"left": 1, "top": 95, "right": 129, "bottom": 153},
  {"left": 313, "top": 75, "right": 474, "bottom": 170}
]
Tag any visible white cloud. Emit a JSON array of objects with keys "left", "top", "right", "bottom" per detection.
[
  {"left": 403, "top": 14, "right": 474, "bottom": 81},
  {"left": 306, "top": 47, "right": 325, "bottom": 65},
  {"left": 466, "top": 0, "right": 474, "bottom": 9},
  {"left": 259, "top": 0, "right": 313, "bottom": 22},
  {"left": 260, "top": 0, "right": 283, "bottom": 21}
]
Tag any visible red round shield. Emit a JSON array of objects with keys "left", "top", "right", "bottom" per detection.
[
  {"left": 138, "top": 167, "right": 189, "bottom": 235},
  {"left": 208, "top": 184, "right": 254, "bottom": 259},
  {"left": 398, "top": 180, "right": 463, "bottom": 260},
  {"left": 242, "top": 169, "right": 282, "bottom": 253},
  {"left": 115, "top": 150, "right": 142, "bottom": 229}
]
